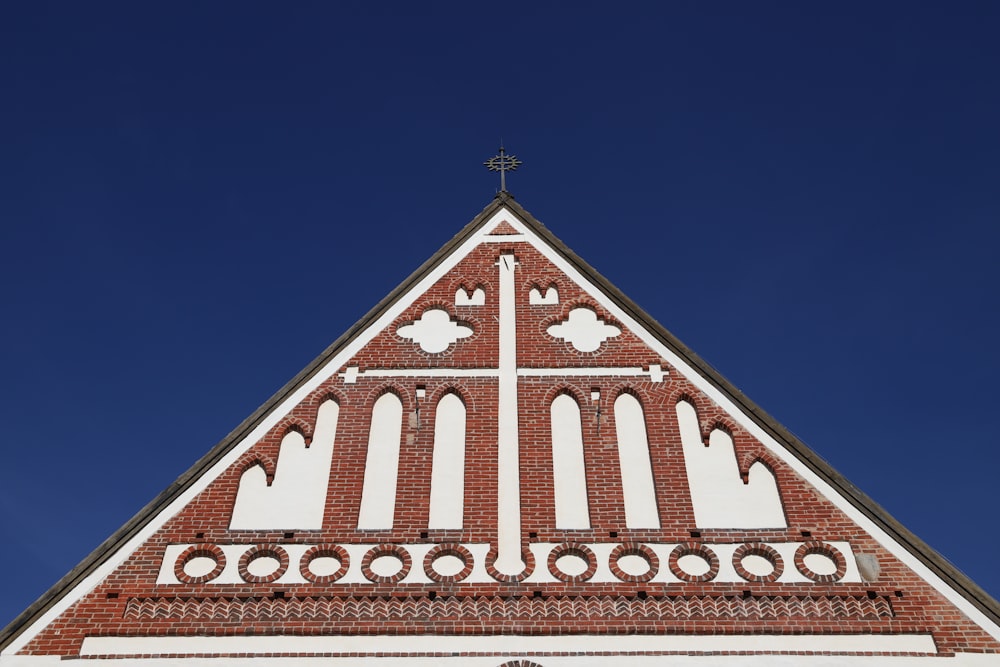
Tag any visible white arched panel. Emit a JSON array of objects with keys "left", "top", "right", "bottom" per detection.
[
  {"left": 230, "top": 399, "right": 339, "bottom": 530},
  {"left": 357, "top": 393, "right": 404, "bottom": 530},
  {"left": 550, "top": 393, "right": 590, "bottom": 529},
  {"left": 677, "top": 400, "right": 786, "bottom": 529},
  {"left": 428, "top": 393, "right": 466, "bottom": 529},
  {"left": 613, "top": 393, "right": 660, "bottom": 529}
]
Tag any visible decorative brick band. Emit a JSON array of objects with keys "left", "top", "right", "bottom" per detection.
[
  {"left": 361, "top": 544, "right": 412, "bottom": 584},
  {"left": 547, "top": 543, "right": 597, "bottom": 583},
  {"left": 732, "top": 542, "right": 784, "bottom": 583},
  {"left": 173, "top": 545, "right": 226, "bottom": 585},
  {"left": 161, "top": 541, "right": 860, "bottom": 587},
  {"left": 609, "top": 543, "right": 659, "bottom": 583},
  {"left": 238, "top": 544, "right": 289, "bottom": 584},
  {"left": 794, "top": 541, "right": 847, "bottom": 583},
  {"left": 423, "top": 543, "right": 474, "bottom": 583},
  {"left": 125, "top": 593, "right": 894, "bottom": 622},
  {"left": 299, "top": 545, "right": 350, "bottom": 584}
]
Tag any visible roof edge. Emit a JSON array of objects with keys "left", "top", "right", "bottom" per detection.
[{"left": 3, "top": 192, "right": 998, "bottom": 649}]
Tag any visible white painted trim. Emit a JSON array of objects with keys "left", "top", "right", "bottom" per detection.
[
  {"left": 347, "top": 366, "right": 664, "bottom": 379},
  {"left": 12, "top": 653, "right": 1000, "bottom": 666},
  {"left": 518, "top": 367, "right": 658, "bottom": 378},
  {"left": 78, "top": 633, "right": 937, "bottom": 657},
  {"left": 344, "top": 368, "right": 499, "bottom": 379},
  {"left": 494, "top": 252, "right": 525, "bottom": 575},
  {"left": 6, "top": 205, "right": 997, "bottom": 655},
  {"left": 480, "top": 233, "right": 526, "bottom": 241}
]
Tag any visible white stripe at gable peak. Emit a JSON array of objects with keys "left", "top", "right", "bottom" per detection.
[{"left": 2, "top": 194, "right": 1000, "bottom": 659}]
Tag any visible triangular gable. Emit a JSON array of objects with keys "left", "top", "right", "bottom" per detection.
[{"left": 3, "top": 194, "right": 999, "bottom": 664}]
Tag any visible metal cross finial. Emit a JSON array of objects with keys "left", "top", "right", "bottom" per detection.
[{"left": 483, "top": 145, "right": 522, "bottom": 192}]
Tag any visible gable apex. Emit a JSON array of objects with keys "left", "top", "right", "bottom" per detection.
[{"left": 2, "top": 194, "right": 999, "bottom": 662}]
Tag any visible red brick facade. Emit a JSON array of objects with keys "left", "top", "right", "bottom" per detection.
[{"left": 8, "top": 198, "right": 1000, "bottom": 660}]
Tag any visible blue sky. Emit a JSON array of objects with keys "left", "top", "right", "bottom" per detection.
[{"left": 1, "top": 2, "right": 998, "bottom": 628}]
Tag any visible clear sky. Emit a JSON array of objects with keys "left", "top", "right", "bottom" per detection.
[{"left": 1, "top": 2, "right": 998, "bottom": 629}]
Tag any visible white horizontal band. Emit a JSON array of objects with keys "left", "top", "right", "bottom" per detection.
[
  {"left": 340, "top": 366, "right": 664, "bottom": 381},
  {"left": 480, "top": 234, "right": 527, "bottom": 242},
  {"left": 79, "top": 633, "right": 936, "bottom": 657}
]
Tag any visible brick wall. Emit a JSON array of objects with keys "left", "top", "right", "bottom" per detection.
[{"left": 19, "top": 222, "right": 1000, "bottom": 657}]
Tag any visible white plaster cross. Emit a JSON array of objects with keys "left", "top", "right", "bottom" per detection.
[{"left": 494, "top": 252, "right": 526, "bottom": 575}]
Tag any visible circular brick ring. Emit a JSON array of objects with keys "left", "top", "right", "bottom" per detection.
[
  {"left": 423, "top": 543, "right": 474, "bottom": 583},
  {"left": 794, "top": 541, "right": 847, "bottom": 583},
  {"left": 547, "top": 543, "right": 598, "bottom": 583},
  {"left": 361, "top": 544, "right": 412, "bottom": 584},
  {"left": 485, "top": 546, "right": 536, "bottom": 583},
  {"left": 732, "top": 542, "right": 784, "bottom": 583},
  {"left": 174, "top": 544, "right": 226, "bottom": 584},
  {"left": 668, "top": 542, "right": 719, "bottom": 583},
  {"left": 299, "top": 544, "right": 351, "bottom": 584},
  {"left": 238, "top": 544, "right": 289, "bottom": 584},
  {"left": 609, "top": 542, "right": 660, "bottom": 583}
]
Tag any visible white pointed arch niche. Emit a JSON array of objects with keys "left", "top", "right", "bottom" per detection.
[
  {"left": 550, "top": 392, "right": 590, "bottom": 529},
  {"left": 613, "top": 392, "right": 660, "bottom": 529},
  {"left": 676, "top": 399, "right": 786, "bottom": 529},
  {"left": 230, "top": 398, "right": 340, "bottom": 530},
  {"left": 428, "top": 391, "right": 467, "bottom": 529},
  {"left": 357, "top": 391, "right": 404, "bottom": 529}
]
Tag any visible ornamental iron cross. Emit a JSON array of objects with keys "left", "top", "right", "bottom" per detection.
[{"left": 483, "top": 145, "right": 522, "bottom": 192}]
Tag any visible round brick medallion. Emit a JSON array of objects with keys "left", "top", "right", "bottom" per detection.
[
  {"left": 300, "top": 544, "right": 350, "bottom": 584},
  {"left": 609, "top": 542, "right": 659, "bottom": 583},
  {"left": 174, "top": 544, "right": 226, "bottom": 584},
  {"left": 547, "top": 543, "right": 597, "bottom": 583},
  {"left": 733, "top": 542, "right": 784, "bottom": 582},
  {"left": 794, "top": 541, "right": 847, "bottom": 583},
  {"left": 238, "top": 544, "right": 289, "bottom": 584},
  {"left": 485, "top": 546, "right": 536, "bottom": 583},
  {"left": 668, "top": 542, "right": 719, "bottom": 583},
  {"left": 423, "top": 543, "right": 474, "bottom": 583},
  {"left": 361, "top": 544, "right": 412, "bottom": 583}
]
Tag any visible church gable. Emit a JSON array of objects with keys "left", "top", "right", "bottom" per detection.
[{"left": 4, "top": 196, "right": 1000, "bottom": 663}]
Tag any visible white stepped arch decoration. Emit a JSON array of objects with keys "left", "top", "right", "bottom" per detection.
[
  {"left": 676, "top": 399, "right": 786, "bottom": 529},
  {"left": 357, "top": 392, "right": 404, "bottom": 529},
  {"left": 428, "top": 392, "right": 466, "bottom": 529},
  {"left": 550, "top": 393, "right": 590, "bottom": 529},
  {"left": 230, "top": 399, "right": 340, "bottom": 530},
  {"left": 613, "top": 393, "right": 661, "bottom": 529}
]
